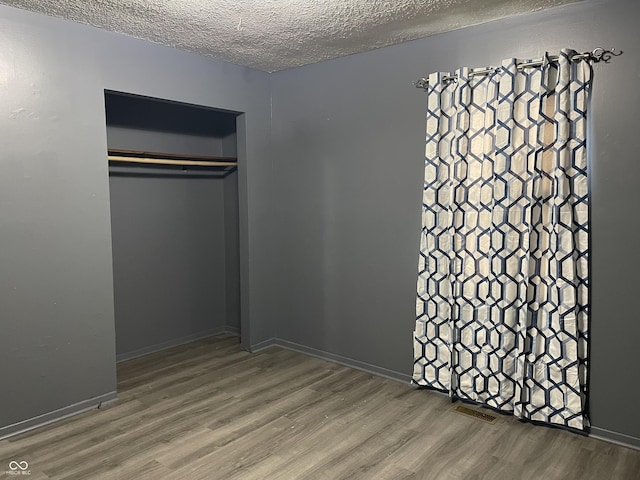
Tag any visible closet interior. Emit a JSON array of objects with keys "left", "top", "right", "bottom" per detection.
[{"left": 105, "top": 91, "right": 241, "bottom": 363}]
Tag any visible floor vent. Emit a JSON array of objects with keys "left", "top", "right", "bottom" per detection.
[{"left": 452, "top": 404, "right": 498, "bottom": 424}]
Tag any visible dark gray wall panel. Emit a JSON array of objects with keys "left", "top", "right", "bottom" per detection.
[
  {"left": 107, "top": 127, "right": 228, "bottom": 157},
  {"left": 224, "top": 171, "right": 241, "bottom": 332},
  {"left": 270, "top": 0, "right": 640, "bottom": 439},
  {"left": 222, "top": 132, "right": 238, "bottom": 158},
  {"left": 105, "top": 92, "right": 237, "bottom": 158},
  {"left": 109, "top": 174, "right": 227, "bottom": 356}
]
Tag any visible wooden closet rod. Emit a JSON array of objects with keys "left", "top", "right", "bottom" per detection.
[
  {"left": 107, "top": 148, "right": 237, "bottom": 167},
  {"left": 108, "top": 155, "right": 238, "bottom": 167}
]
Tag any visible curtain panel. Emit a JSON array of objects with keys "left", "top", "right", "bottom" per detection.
[{"left": 413, "top": 50, "right": 592, "bottom": 430}]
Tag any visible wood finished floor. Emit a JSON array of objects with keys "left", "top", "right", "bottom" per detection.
[{"left": 1, "top": 335, "right": 639, "bottom": 480}]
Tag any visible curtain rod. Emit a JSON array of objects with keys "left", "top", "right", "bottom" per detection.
[{"left": 413, "top": 47, "right": 622, "bottom": 90}]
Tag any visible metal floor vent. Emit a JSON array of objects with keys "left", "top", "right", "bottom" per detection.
[{"left": 452, "top": 404, "right": 498, "bottom": 424}]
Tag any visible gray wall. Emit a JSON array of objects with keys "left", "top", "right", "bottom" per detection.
[
  {"left": 0, "top": 4, "right": 275, "bottom": 436},
  {"left": 224, "top": 171, "right": 241, "bottom": 333},
  {"left": 105, "top": 92, "right": 238, "bottom": 158},
  {"left": 270, "top": 0, "right": 640, "bottom": 441},
  {"left": 109, "top": 174, "right": 227, "bottom": 357}
]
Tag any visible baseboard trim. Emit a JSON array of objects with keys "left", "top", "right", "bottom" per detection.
[
  {"left": 116, "top": 326, "right": 238, "bottom": 363},
  {"left": 0, "top": 391, "right": 117, "bottom": 441},
  {"left": 252, "top": 337, "right": 411, "bottom": 385},
  {"left": 223, "top": 325, "right": 240, "bottom": 336},
  {"left": 249, "top": 337, "right": 277, "bottom": 353},
  {"left": 590, "top": 426, "right": 640, "bottom": 451}
]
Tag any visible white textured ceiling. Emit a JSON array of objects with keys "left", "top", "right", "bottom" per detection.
[{"left": 0, "top": 0, "right": 580, "bottom": 72}]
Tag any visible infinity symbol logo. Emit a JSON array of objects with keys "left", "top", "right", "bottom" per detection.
[{"left": 8, "top": 460, "right": 29, "bottom": 471}]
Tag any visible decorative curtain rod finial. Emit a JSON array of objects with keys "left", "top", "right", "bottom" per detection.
[
  {"left": 413, "top": 77, "right": 429, "bottom": 91},
  {"left": 590, "top": 47, "right": 622, "bottom": 63}
]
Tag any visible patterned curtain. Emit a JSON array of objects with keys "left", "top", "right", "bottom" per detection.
[{"left": 413, "top": 50, "right": 592, "bottom": 430}]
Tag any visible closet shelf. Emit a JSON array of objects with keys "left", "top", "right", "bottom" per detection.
[{"left": 108, "top": 149, "right": 238, "bottom": 168}]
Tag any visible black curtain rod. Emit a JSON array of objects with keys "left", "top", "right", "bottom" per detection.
[{"left": 413, "top": 47, "right": 622, "bottom": 90}]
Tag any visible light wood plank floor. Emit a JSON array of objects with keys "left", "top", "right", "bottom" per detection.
[{"left": 1, "top": 335, "right": 638, "bottom": 480}]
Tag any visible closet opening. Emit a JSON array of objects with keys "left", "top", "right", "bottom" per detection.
[{"left": 104, "top": 91, "right": 242, "bottom": 367}]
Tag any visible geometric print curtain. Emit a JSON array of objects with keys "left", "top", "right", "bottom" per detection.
[{"left": 413, "top": 50, "right": 592, "bottom": 431}]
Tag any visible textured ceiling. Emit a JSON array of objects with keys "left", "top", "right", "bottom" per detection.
[{"left": 0, "top": 0, "right": 580, "bottom": 72}]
